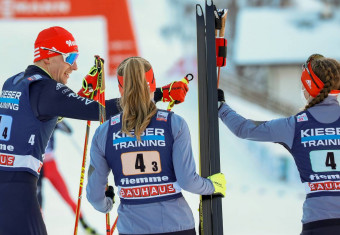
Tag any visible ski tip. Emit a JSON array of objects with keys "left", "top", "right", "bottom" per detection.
[
  {"left": 196, "top": 4, "right": 203, "bottom": 16},
  {"left": 206, "top": 0, "right": 213, "bottom": 7}
]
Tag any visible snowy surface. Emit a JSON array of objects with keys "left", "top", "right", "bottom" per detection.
[{"left": 0, "top": 0, "right": 306, "bottom": 234}]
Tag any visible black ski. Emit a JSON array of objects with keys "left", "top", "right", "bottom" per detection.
[
  {"left": 196, "top": 0, "right": 224, "bottom": 234},
  {"left": 196, "top": 3, "right": 212, "bottom": 235},
  {"left": 205, "top": 1, "right": 224, "bottom": 234}
]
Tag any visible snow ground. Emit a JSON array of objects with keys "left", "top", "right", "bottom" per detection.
[{"left": 0, "top": 0, "right": 306, "bottom": 234}]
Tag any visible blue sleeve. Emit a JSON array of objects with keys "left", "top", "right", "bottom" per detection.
[
  {"left": 171, "top": 113, "right": 215, "bottom": 195},
  {"left": 218, "top": 102, "right": 296, "bottom": 149},
  {"left": 86, "top": 121, "right": 113, "bottom": 213},
  {"left": 29, "top": 79, "right": 120, "bottom": 121}
]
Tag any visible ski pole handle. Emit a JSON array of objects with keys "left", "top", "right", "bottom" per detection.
[
  {"left": 219, "top": 9, "right": 228, "bottom": 38},
  {"left": 167, "top": 73, "right": 194, "bottom": 111},
  {"left": 214, "top": 8, "right": 228, "bottom": 38}
]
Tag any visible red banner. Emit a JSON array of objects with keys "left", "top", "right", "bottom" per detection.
[{"left": 0, "top": 0, "right": 138, "bottom": 76}]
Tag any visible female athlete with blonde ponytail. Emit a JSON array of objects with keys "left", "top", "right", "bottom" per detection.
[{"left": 86, "top": 57, "right": 226, "bottom": 235}]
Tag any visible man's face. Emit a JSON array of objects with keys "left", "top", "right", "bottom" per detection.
[{"left": 48, "top": 53, "right": 78, "bottom": 85}]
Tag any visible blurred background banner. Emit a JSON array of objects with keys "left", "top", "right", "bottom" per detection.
[{"left": 0, "top": 0, "right": 138, "bottom": 76}]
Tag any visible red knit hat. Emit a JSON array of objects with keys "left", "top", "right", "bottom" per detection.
[{"left": 34, "top": 26, "right": 78, "bottom": 62}]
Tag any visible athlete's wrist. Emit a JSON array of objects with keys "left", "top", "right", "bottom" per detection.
[{"left": 218, "top": 101, "right": 225, "bottom": 110}]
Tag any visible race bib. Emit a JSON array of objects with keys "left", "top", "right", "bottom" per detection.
[
  {"left": 0, "top": 115, "right": 12, "bottom": 141},
  {"left": 310, "top": 150, "right": 340, "bottom": 172},
  {"left": 121, "top": 151, "right": 162, "bottom": 176}
]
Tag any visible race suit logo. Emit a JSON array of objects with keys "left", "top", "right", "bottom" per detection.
[
  {"left": 27, "top": 75, "right": 42, "bottom": 81},
  {"left": 0, "top": 90, "right": 22, "bottom": 110},
  {"left": 111, "top": 115, "right": 120, "bottom": 125},
  {"left": 67, "top": 93, "right": 94, "bottom": 105},
  {"left": 156, "top": 111, "right": 168, "bottom": 122},
  {"left": 120, "top": 183, "right": 177, "bottom": 199},
  {"left": 301, "top": 127, "right": 340, "bottom": 147},
  {"left": 308, "top": 181, "right": 340, "bottom": 192},
  {"left": 0, "top": 154, "right": 15, "bottom": 166},
  {"left": 113, "top": 128, "right": 165, "bottom": 150},
  {"left": 56, "top": 83, "right": 65, "bottom": 90},
  {"left": 297, "top": 113, "right": 308, "bottom": 122}
]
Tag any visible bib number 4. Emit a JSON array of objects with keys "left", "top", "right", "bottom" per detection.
[
  {"left": 310, "top": 150, "right": 340, "bottom": 172},
  {"left": 325, "top": 152, "right": 336, "bottom": 170},
  {"left": 0, "top": 115, "right": 12, "bottom": 141}
]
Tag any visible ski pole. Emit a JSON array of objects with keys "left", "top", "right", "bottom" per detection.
[
  {"left": 74, "top": 118, "right": 92, "bottom": 235},
  {"left": 110, "top": 216, "right": 118, "bottom": 235},
  {"left": 167, "top": 73, "right": 194, "bottom": 111},
  {"left": 74, "top": 56, "right": 104, "bottom": 235},
  {"left": 92, "top": 56, "right": 112, "bottom": 235}
]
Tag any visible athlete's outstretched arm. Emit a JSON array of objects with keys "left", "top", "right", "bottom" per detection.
[
  {"left": 29, "top": 79, "right": 120, "bottom": 121},
  {"left": 171, "top": 114, "right": 215, "bottom": 195},
  {"left": 218, "top": 103, "right": 295, "bottom": 149}
]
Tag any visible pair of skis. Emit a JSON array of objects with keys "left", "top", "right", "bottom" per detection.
[{"left": 196, "top": 0, "right": 227, "bottom": 234}]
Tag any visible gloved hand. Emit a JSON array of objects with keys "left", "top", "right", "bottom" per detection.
[
  {"left": 105, "top": 185, "right": 115, "bottom": 204},
  {"left": 217, "top": 88, "right": 225, "bottom": 110},
  {"left": 161, "top": 80, "right": 189, "bottom": 104},
  {"left": 78, "top": 56, "right": 105, "bottom": 101},
  {"left": 217, "top": 88, "right": 225, "bottom": 102},
  {"left": 207, "top": 173, "right": 226, "bottom": 197}
]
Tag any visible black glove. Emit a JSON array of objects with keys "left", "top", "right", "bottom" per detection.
[
  {"left": 218, "top": 89, "right": 225, "bottom": 102},
  {"left": 105, "top": 186, "right": 115, "bottom": 203},
  {"left": 217, "top": 89, "right": 225, "bottom": 110}
]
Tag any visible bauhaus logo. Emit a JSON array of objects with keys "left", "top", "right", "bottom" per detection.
[{"left": 0, "top": 0, "right": 71, "bottom": 18}]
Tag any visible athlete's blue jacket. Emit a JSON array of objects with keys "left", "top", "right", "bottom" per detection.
[{"left": 0, "top": 71, "right": 57, "bottom": 177}]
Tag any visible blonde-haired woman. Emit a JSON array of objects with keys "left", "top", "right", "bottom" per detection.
[
  {"left": 86, "top": 57, "right": 226, "bottom": 235},
  {"left": 218, "top": 54, "right": 340, "bottom": 235}
]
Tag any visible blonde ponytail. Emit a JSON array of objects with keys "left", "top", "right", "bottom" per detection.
[{"left": 118, "top": 57, "right": 157, "bottom": 141}]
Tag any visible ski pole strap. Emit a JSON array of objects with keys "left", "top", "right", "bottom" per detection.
[
  {"left": 184, "top": 73, "right": 194, "bottom": 83},
  {"left": 216, "top": 38, "right": 227, "bottom": 67}
]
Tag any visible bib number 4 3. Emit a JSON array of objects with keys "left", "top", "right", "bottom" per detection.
[{"left": 122, "top": 151, "right": 162, "bottom": 176}]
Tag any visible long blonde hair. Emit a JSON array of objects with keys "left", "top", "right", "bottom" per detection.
[
  {"left": 304, "top": 54, "right": 340, "bottom": 110},
  {"left": 118, "top": 57, "right": 157, "bottom": 141}
]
